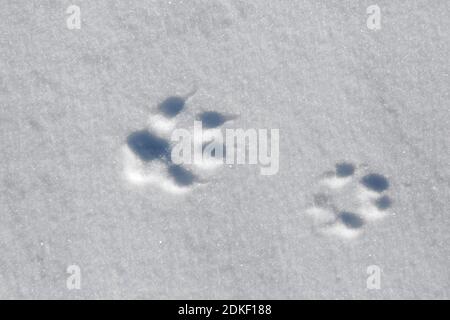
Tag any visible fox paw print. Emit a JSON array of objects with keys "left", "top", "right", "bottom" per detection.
[
  {"left": 306, "top": 162, "right": 393, "bottom": 239},
  {"left": 121, "top": 90, "right": 235, "bottom": 194}
]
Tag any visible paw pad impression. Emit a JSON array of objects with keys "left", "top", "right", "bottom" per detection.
[
  {"left": 306, "top": 162, "right": 393, "bottom": 239},
  {"left": 121, "top": 90, "right": 233, "bottom": 194}
]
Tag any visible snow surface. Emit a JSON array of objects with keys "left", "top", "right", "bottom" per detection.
[{"left": 0, "top": 0, "right": 449, "bottom": 299}]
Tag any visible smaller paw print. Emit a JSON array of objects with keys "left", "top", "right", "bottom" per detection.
[
  {"left": 121, "top": 89, "right": 234, "bottom": 194},
  {"left": 306, "top": 162, "right": 393, "bottom": 239}
]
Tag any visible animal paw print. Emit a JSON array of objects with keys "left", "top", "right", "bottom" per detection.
[
  {"left": 306, "top": 162, "right": 393, "bottom": 239},
  {"left": 121, "top": 90, "right": 234, "bottom": 194}
]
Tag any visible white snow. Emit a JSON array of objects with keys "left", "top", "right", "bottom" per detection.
[{"left": 0, "top": 0, "right": 449, "bottom": 299}]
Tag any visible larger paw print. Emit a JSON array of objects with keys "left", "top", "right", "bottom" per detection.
[
  {"left": 121, "top": 90, "right": 234, "bottom": 194},
  {"left": 305, "top": 162, "right": 393, "bottom": 239}
]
